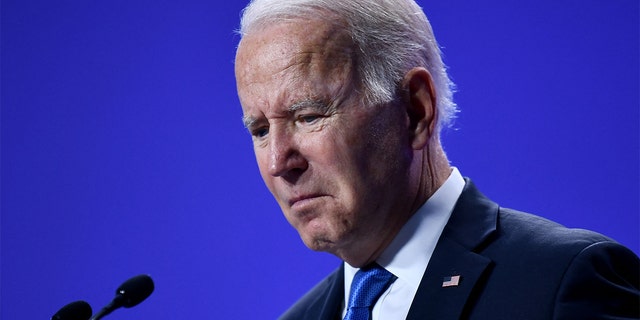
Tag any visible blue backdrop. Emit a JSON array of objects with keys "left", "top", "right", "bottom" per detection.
[{"left": 2, "top": 1, "right": 638, "bottom": 319}]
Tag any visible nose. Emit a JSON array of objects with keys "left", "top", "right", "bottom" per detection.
[{"left": 267, "top": 126, "right": 308, "bottom": 178}]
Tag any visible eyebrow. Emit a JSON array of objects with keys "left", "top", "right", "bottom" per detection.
[
  {"left": 289, "top": 99, "right": 327, "bottom": 112},
  {"left": 242, "top": 115, "right": 257, "bottom": 129},
  {"left": 242, "top": 99, "right": 329, "bottom": 129}
]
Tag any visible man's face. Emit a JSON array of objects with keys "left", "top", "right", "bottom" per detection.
[{"left": 235, "top": 20, "right": 416, "bottom": 264}]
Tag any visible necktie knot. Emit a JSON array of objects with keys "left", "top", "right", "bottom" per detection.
[{"left": 344, "top": 263, "right": 396, "bottom": 320}]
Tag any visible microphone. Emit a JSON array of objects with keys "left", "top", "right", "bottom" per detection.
[
  {"left": 90, "top": 274, "right": 154, "bottom": 320},
  {"left": 51, "top": 300, "right": 92, "bottom": 320}
]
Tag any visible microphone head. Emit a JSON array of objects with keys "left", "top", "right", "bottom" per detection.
[
  {"left": 51, "top": 300, "right": 92, "bottom": 320},
  {"left": 115, "top": 274, "right": 154, "bottom": 308}
]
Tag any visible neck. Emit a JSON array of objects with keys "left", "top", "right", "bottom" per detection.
[{"left": 416, "top": 139, "right": 451, "bottom": 209}]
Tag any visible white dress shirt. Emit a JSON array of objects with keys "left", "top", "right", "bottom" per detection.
[{"left": 342, "top": 167, "right": 465, "bottom": 319}]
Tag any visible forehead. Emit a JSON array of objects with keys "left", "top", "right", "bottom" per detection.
[
  {"left": 234, "top": 19, "right": 355, "bottom": 114},
  {"left": 236, "top": 18, "right": 353, "bottom": 74}
]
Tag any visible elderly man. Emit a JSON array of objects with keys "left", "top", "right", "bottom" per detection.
[{"left": 234, "top": 0, "right": 639, "bottom": 319}]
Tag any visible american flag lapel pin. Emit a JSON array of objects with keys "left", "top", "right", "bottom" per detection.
[{"left": 442, "top": 275, "right": 461, "bottom": 287}]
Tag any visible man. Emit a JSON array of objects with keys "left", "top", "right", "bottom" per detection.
[{"left": 234, "top": 0, "right": 639, "bottom": 319}]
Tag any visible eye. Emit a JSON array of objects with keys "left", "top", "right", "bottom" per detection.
[
  {"left": 251, "top": 126, "right": 269, "bottom": 138},
  {"left": 298, "top": 114, "right": 320, "bottom": 124}
]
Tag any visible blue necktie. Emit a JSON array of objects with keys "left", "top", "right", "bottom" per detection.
[{"left": 344, "top": 263, "right": 397, "bottom": 320}]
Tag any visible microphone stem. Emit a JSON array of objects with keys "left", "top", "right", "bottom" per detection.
[{"left": 90, "top": 295, "right": 123, "bottom": 320}]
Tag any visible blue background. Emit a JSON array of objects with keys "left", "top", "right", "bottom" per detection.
[{"left": 2, "top": 1, "right": 638, "bottom": 319}]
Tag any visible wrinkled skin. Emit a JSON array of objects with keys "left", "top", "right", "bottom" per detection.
[{"left": 235, "top": 19, "right": 448, "bottom": 267}]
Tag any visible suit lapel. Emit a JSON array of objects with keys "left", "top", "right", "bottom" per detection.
[
  {"left": 406, "top": 237, "right": 492, "bottom": 319},
  {"left": 304, "top": 264, "right": 345, "bottom": 320},
  {"left": 407, "top": 180, "right": 498, "bottom": 320}
]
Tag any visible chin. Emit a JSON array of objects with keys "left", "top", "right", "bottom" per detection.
[
  {"left": 305, "top": 241, "right": 332, "bottom": 252},
  {"left": 298, "top": 228, "right": 338, "bottom": 253},
  {"left": 292, "top": 213, "right": 351, "bottom": 252}
]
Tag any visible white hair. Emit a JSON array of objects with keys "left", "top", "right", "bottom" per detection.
[{"left": 237, "top": 0, "right": 457, "bottom": 131}]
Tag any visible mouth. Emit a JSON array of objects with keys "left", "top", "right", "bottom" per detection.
[{"left": 288, "top": 194, "right": 326, "bottom": 210}]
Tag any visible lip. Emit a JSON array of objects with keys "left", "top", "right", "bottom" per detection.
[{"left": 288, "top": 194, "right": 325, "bottom": 208}]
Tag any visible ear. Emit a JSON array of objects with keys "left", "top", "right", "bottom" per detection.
[{"left": 401, "top": 67, "right": 438, "bottom": 150}]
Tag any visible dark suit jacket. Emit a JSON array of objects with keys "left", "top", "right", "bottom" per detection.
[{"left": 279, "top": 180, "right": 640, "bottom": 319}]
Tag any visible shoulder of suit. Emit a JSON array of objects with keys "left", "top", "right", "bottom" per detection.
[{"left": 493, "top": 207, "right": 618, "bottom": 256}]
